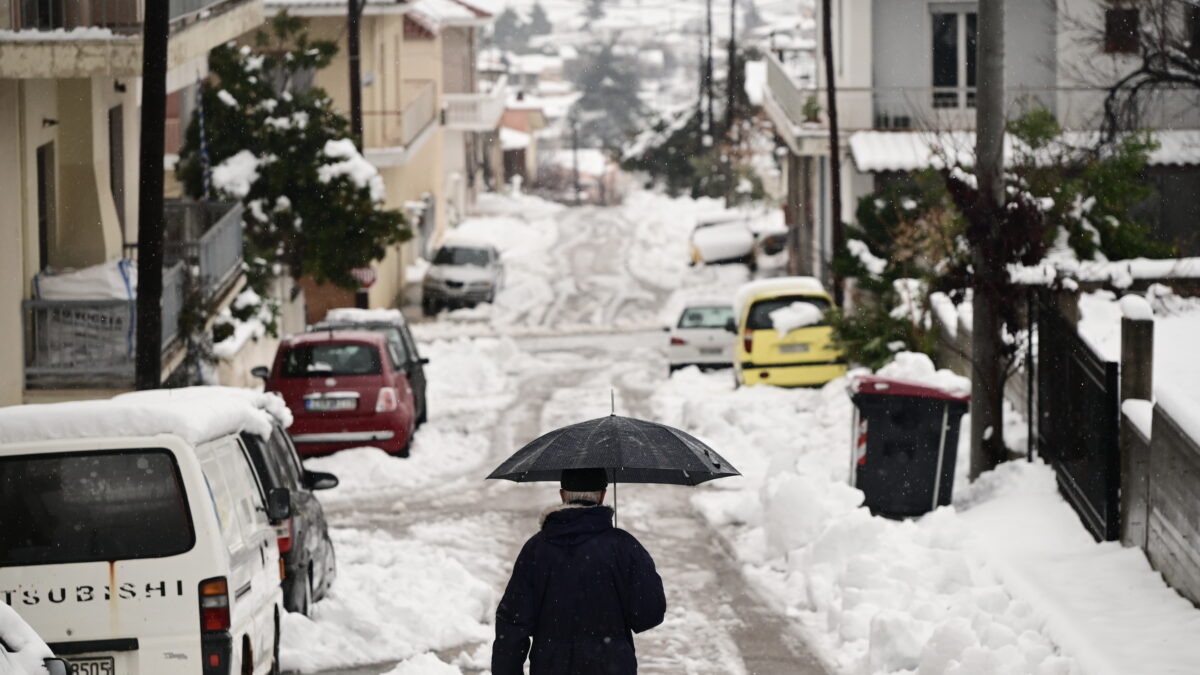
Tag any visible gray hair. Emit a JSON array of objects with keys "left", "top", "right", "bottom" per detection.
[{"left": 562, "top": 490, "right": 604, "bottom": 504}]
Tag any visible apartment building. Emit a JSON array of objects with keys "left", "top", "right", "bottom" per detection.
[
  {"left": 0, "top": 0, "right": 264, "bottom": 406},
  {"left": 263, "top": 0, "right": 502, "bottom": 322},
  {"left": 763, "top": 0, "right": 1200, "bottom": 282}
]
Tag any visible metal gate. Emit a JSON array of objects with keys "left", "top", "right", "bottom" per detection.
[{"left": 1034, "top": 290, "right": 1121, "bottom": 541}]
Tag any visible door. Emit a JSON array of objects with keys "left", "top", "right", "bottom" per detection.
[{"left": 36, "top": 142, "right": 55, "bottom": 271}]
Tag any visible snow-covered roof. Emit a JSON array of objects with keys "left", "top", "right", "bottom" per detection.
[
  {"left": 408, "top": 0, "right": 487, "bottom": 31},
  {"left": 0, "top": 26, "right": 133, "bottom": 41},
  {"left": 500, "top": 127, "right": 531, "bottom": 150},
  {"left": 850, "top": 129, "right": 1200, "bottom": 173},
  {"left": 734, "top": 277, "right": 828, "bottom": 318},
  {"left": 264, "top": 0, "right": 408, "bottom": 15},
  {"left": 0, "top": 389, "right": 286, "bottom": 447}
]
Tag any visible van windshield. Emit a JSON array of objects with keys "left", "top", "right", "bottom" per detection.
[
  {"left": 0, "top": 449, "right": 195, "bottom": 566},
  {"left": 746, "top": 296, "right": 831, "bottom": 330}
]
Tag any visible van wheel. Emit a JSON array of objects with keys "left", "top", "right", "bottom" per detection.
[{"left": 270, "top": 610, "right": 281, "bottom": 675}]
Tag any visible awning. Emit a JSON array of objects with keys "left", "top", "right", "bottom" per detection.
[{"left": 849, "top": 129, "right": 1200, "bottom": 173}]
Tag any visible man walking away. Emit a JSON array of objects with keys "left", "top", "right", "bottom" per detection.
[{"left": 492, "top": 468, "right": 667, "bottom": 674}]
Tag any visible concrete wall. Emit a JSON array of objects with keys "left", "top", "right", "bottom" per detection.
[{"left": 0, "top": 80, "right": 24, "bottom": 407}]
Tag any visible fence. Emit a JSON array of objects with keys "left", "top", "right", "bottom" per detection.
[
  {"left": 444, "top": 76, "right": 507, "bottom": 131},
  {"left": 131, "top": 200, "right": 244, "bottom": 299},
  {"left": 6, "top": 0, "right": 229, "bottom": 31},
  {"left": 1034, "top": 289, "right": 1122, "bottom": 542},
  {"left": 23, "top": 262, "right": 186, "bottom": 389}
]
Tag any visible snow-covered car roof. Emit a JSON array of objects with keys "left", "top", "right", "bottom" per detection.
[
  {"left": 734, "top": 277, "right": 829, "bottom": 318},
  {"left": 691, "top": 223, "right": 756, "bottom": 261},
  {"left": 323, "top": 307, "right": 408, "bottom": 327},
  {"left": 437, "top": 234, "right": 494, "bottom": 250},
  {"left": 0, "top": 388, "right": 286, "bottom": 448}
]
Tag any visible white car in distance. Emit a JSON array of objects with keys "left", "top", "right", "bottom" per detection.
[
  {"left": 421, "top": 239, "right": 504, "bottom": 315},
  {"left": 666, "top": 302, "right": 736, "bottom": 374}
]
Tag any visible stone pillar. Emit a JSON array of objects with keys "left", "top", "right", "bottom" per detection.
[{"left": 1119, "top": 314, "right": 1154, "bottom": 548}]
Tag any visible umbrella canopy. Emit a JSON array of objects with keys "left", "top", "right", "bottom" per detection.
[{"left": 486, "top": 414, "right": 740, "bottom": 486}]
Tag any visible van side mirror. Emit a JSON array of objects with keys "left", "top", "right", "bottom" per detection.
[
  {"left": 724, "top": 318, "right": 738, "bottom": 333},
  {"left": 251, "top": 366, "right": 270, "bottom": 380},
  {"left": 303, "top": 470, "right": 339, "bottom": 491},
  {"left": 266, "top": 487, "right": 291, "bottom": 522},
  {"left": 43, "top": 659, "right": 69, "bottom": 675}
]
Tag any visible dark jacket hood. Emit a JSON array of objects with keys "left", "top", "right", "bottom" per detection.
[{"left": 540, "top": 503, "right": 614, "bottom": 544}]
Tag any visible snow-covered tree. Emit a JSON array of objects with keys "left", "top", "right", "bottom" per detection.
[
  {"left": 528, "top": 2, "right": 552, "bottom": 36},
  {"left": 177, "top": 12, "right": 410, "bottom": 293},
  {"left": 569, "top": 41, "right": 643, "bottom": 149}
]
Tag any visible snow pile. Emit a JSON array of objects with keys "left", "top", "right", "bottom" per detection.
[
  {"left": 211, "top": 150, "right": 261, "bottom": 199},
  {"left": 769, "top": 301, "right": 825, "bottom": 337},
  {"left": 691, "top": 222, "right": 755, "bottom": 262},
  {"left": 649, "top": 363, "right": 1200, "bottom": 675},
  {"left": 847, "top": 239, "right": 886, "bottom": 276},
  {"left": 213, "top": 289, "right": 276, "bottom": 360},
  {"left": 383, "top": 653, "right": 462, "bottom": 674},
  {"left": 873, "top": 351, "right": 971, "bottom": 398},
  {"left": 0, "top": 395, "right": 278, "bottom": 446},
  {"left": 303, "top": 337, "right": 519, "bottom": 505},
  {"left": 319, "top": 138, "right": 386, "bottom": 202},
  {"left": 1118, "top": 293, "right": 1153, "bottom": 320},
  {"left": 116, "top": 386, "right": 293, "bottom": 430},
  {"left": 733, "top": 277, "right": 827, "bottom": 319},
  {"left": 280, "top": 526, "right": 494, "bottom": 672},
  {"left": 0, "top": 603, "right": 55, "bottom": 674}
]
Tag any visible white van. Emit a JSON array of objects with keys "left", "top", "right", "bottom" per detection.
[{"left": 0, "top": 397, "right": 288, "bottom": 675}]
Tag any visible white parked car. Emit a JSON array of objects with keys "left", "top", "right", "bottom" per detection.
[
  {"left": 421, "top": 239, "right": 504, "bottom": 315},
  {"left": 0, "top": 397, "right": 289, "bottom": 675},
  {"left": 666, "top": 301, "right": 737, "bottom": 374}
]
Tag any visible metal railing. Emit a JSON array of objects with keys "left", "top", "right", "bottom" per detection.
[
  {"left": 22, "top": 261, "right": 186, "bottom": 389},
  {"left": 5, "top": 0, "right": 230, "bottom": 33},
  {"left": 127, "top": 200, "right": 244, "bottom": 299},
  {"left": 443, "top": 76, "right": 507, "bottom": 131},
  {"left": 364, "top": 79, "right": 438, "bottom": 150},
  {"left": 765, "top": 52, "right": 1200, "bottom": 133}
]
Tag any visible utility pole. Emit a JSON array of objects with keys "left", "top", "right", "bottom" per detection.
[
  {"left": 571, "top": 112, "right": 581, "bottom": 206},
  {"left": 820, "top": 0, "right": 843, "bottom": 300},
  {"left": 348, "top": 0, "right": 364, "bottom": 143},
  {"left": 970, "top": 0, "right": 1007, "bottom": 479},
  {"left": 135, "top": 0, "right": 169, "bottom": 390},
  {"left": 704, "top": 0, "right": 715, "bottom": 138},
  {"left": 724, "top": 0, "right": 737, "bottom": 137}
]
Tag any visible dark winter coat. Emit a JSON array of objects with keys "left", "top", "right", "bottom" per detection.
[{"left": 491, "top": 503, "right": 667, "bottom": 675}]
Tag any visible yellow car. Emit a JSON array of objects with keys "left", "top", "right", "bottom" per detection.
[{"left": 732, "top": 277, "right": 848, "bottom": 387}]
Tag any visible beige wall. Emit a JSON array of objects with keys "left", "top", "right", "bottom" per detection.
[{"left": 0, "top": 80, "right": 24, "bottom": 406}]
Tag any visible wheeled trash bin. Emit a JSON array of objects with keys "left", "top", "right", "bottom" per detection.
[{"left": 849, "top": 375, "right": 970, "bottom": 518}]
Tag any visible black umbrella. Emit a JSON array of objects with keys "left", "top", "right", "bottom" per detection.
[{"left": 487, "top": 414, "right": 741, "bottom": 521}]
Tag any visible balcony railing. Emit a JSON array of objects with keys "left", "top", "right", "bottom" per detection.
[
  {"left": 443, "top": 76, "right": 507, "bottom": 131},
  {"left": 22, "top": 261, "right": 186, "bottom": 389},
  {"left": 5, "top": 0, "right": 230, "bottom": 33},
  {"left": 126, "top": 200, "right": 245, "bottom": 299},
  {"left": 364, "top": 79, "right": 437, "bottom": 150},
  {"left": 765, "top": 54, "right": 1200, "bottom": 135}
]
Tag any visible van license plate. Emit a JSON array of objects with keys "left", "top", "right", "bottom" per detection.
[
  {"left": 779, "top": 344, "right": 809, "bottom": 353},
  {"left": 305, "top": 398, "right": 356, "bottom": 411},
  {"left": 70, "top": 657, "right": 114, "bottom": 675}
]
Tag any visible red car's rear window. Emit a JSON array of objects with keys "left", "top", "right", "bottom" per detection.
[{"left": 282, "top": 343, "right": 381, "bottom": 377}]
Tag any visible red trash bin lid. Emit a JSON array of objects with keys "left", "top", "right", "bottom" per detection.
[{"left": 849, "top": 375, "right": 970, "bottom": 402}]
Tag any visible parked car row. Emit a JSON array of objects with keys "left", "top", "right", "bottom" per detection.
[
  {"left": 0, "top": 387, "right": 338, "bottom": 674},
  {"left": 667, "top": 276, "right": 848, "bottom": 387},
  {"left": 254, "top": 307, "right": 429, "bottom": 458}
]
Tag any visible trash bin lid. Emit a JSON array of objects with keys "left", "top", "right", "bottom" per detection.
[{"left": 849, "top": 375, "right": 970, "bottom": 402}]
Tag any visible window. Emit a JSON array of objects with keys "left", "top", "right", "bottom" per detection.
[
  {"left": 677, "top": 306, "right": 735, "bottom": 329},
  {"left": 1105, "top": 8, "right": 1139, "bottom": 54},
  {"left": 0, "top": 450, "right": 195, "bottom": 566},
  {"left": 931, "top": 11, "right": 978, "bottom": 109},
  {"left": 746, "top": 297, "right": 831, "bottom": 331},
  {"left": 282, "top": 343, "right": 382, "bottom": 377},
  {"left": 433, "top": 246, "right": 490, "bottom": 266}
]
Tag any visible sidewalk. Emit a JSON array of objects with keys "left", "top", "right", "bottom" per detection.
[{"left": 962, "top": 462, "right": 1200, "bottom": 675}]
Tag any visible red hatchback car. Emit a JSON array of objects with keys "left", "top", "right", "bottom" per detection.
[{"left": 260, "top": 330, "right": 417, "bottom": 457}]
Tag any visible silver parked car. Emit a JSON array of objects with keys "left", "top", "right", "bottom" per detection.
[{"left": 422, "top": 239, "right": 504, "bottom": 315}]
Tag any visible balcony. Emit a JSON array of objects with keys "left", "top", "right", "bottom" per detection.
[
  {"left": 22, "top": 200, "right": 244, "bottom": 390},
  {"left": 443, "top": 75, "right": 507, "bottom": 131},
  {"left": 0, "top": 0, "right": 264, "bottom": 79},
  {"left": 364, "top": 79, "right": 439, "bottom": 167}
]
